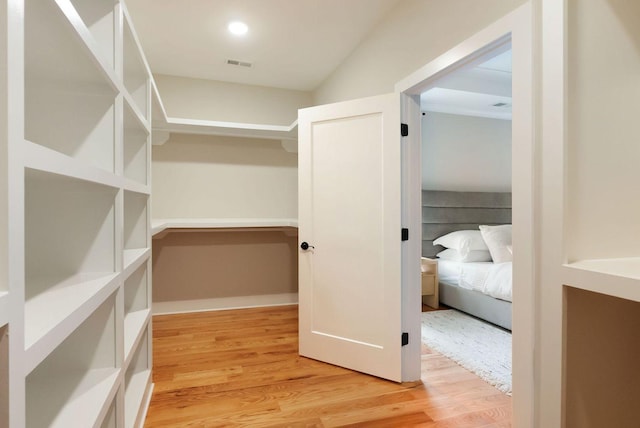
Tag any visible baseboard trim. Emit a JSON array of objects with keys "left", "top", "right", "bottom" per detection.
[{"left": 152, "top": 293, "right": 299, "bottom": 315}]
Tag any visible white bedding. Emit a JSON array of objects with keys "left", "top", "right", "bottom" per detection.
[{"left": 438, "top": 260, "right": 512, "bottom": 302}]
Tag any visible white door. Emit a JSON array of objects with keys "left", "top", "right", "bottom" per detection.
[{"left": 298, "top": 93, "right": 403, "bottom": 382}]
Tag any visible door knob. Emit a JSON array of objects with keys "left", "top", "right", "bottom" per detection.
[{"left": 300, "top": 241, "right": 314, "bottom": 250}]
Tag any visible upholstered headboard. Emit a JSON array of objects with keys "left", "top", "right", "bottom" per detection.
[{"left": 422, "top": 190, "right": 512, "bottom": 257}]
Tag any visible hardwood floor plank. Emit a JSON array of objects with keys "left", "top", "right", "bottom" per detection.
[{"left": 144, "top": 305, "right": 511, "bottom": 427}]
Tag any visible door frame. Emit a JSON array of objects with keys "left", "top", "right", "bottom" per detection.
[{"left": 396, "top": 4, "right": 534, "bottom": 427}]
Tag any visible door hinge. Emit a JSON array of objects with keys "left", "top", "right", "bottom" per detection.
[
  {"left": 401, "top": 123, "right": 408, "bottom": 137},
  {"left": 401, "top": 228, "right": 409, "bottom": 241},
  {"left": 401, "top": 332, "right": 409, "bottom": 346}
]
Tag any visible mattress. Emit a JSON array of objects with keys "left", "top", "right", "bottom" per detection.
[{"left": 438, "top": 260, "right": 512, "bottom": 302}]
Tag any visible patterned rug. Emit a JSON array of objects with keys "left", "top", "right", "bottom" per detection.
[{"left": 421, "top": 309, "right": 512, "bottom": 395}]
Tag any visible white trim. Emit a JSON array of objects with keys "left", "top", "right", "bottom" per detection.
[
  {"left": 395, "top": 3, "right": 535, "bottom": 425},
  {"left": 400, "top": 93, "right": 422, "bottom": 382},
  {"left": 539, "top": 0, "right": 567, "bottom": 426},
  {"left": 152, "top": 293, "right": 299, "bottom": 315}
]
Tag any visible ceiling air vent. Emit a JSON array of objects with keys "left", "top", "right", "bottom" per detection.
[{"left": 226, "top": 59, "right": 252, "bottom": 68}]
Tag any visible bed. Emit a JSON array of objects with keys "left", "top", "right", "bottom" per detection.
[{"left": 422, "top": 190, "right": 512, "bottom": 330}]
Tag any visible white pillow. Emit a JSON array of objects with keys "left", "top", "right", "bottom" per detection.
[
  {"left": 433, "top": 230, "right": 488, "bottom": 257},
  {"left": 436, "top": 248, "right": 493, "bottom": 263},
  {"left": 479, "top": 224, "right": 512, "bottom": 263}
]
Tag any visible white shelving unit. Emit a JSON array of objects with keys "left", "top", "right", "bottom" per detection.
[
  {"left": 2, "top": 1, "right": 153, "bottom": 426},
  {"left": 26, "top": 295, "right": 120, "bottom": 428},
  {"left": 561, "top": 1, "right": 640, "bottom": 426},
  {"left": 124, "top": 328, "right": 151, "bottom": 428}
]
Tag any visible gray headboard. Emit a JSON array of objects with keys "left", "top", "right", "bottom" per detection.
[{"left": 422, "top": 190, "right": 512, "bottom": 257}]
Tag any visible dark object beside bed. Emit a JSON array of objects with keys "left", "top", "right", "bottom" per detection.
[{"left": 422, "top": 190, "right": 512, "bottom": 330}]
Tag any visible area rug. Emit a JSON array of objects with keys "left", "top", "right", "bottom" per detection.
[{"left": 421, "top": 309, "right": 512, "bottom": 395}]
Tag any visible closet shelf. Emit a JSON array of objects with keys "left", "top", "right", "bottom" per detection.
[
  {"left": 0, "top": 292, "right": 8, "bottom": 327},
  {"left": 562, "top": 257, "right": 640, "bottom": 302},
  {"left": 152, "top": 218, "right": 299, "bottom": 236},
  {"left": 55, "top": 0, "right": 119, "bottom": 88},
  {"left": 27, "top": 0, "right": 118, "bottom": 94},
  {"left": 23, "top": 140, "right": 121, "bottom": 190},
  {"left": 24, "top": 273, "right": 120, "bottom": 374},
  {"left": 125, "top": 369, "right": 151, "bottom": 428},
  {"left": 124, "top": 310, "right": 150, "bottom": 366},
  {"left": 123, "top": 248, "right": 150, "bottom": 278},
  {"left": 150, "top": 77, "right": 297, "bottom": 142},
  {"left": 27, "top": 367, "right": 120, "bottom": 428},
  {"left": 123, "top": 93, "right": 150, "bottom": 132},
  {"left": 122, "top": 179, "right": 150, "bottom": 196},
  {"left": 153, "top": 117, "right": 298, "bottom": 142}
]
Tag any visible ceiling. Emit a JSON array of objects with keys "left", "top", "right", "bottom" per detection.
[
  {"left": 126, "top": 0, "right": 401, "bottom": 91},
  {"left": 421, "top": 50, "right": 513, "bottom": 120}
]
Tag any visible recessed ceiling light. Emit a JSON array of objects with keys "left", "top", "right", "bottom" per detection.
[{"left": 228, "top": 21, "right": 248, "bottom": 36}]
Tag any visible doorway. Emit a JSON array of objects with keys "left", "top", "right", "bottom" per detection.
[{"left": 397, "top": 4, "right": 533, "bottom": 426}]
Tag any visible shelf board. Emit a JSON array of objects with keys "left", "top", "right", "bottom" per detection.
[
  {"left": 23, "top": 140, "right": 121, "bottom": 190},
  {"left": 27, "top": 367, "right": 119, "bottom": 428},
  {"left": 55, "top": 0, "right": 118, "bottom": 86},
  {"left": 24, "top": 272, "right": 120, "bottom": 374},
  {"left": 122, "top": 178, "right": 150, "bottom": 196},
  {"left": 124, "top": 248, "right": 150, "bottom": 277},
  {"left": 124, "top": 310, "right": 150, "bottom": 367},
  {"left": 0, "top": 292, "right": 8, "bottom": 327},
  {"left": 151, "top": 218, "right": 299, "bottom": 236},
  {"left": 149, "top": 71, "right": 297, "bottom": 143},
  {"left": 563, "top": 257, "right": 640, "bottom": 302},
  {"left": 125, "top": 369, "right": 151, "bottom": 428},
  {"left": 26, "top": 0, "right": 118, "bottom": 93},
  {"left": 124, "top": 92, "right": 150, "bottom": 132},
  {"left": 153, "top": 117, "right": 298, "bottom": 142}
]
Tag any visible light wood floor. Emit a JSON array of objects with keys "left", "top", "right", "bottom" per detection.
[{"left": 144, "top": 305, "right": 511, "bottom": 427}]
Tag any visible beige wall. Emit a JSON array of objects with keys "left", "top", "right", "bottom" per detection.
[
  {"left": 565, "top": 287, "right": 640, "bottom": 428},
  {"left": 152, "top": 133, "right": 298, "bottom": 219},
  {"left": 152, "top": 230, "right": 298, "bottom": 302},
  {"left": 313, "top": 0, "right": 525, "bottom": 105},
  {"left": 422, "top": 112, "right": 511, "bottom": 192},
  {"left": 155, "top": 74, "right": 312, "bottom": 125},
  {"left": 566, "top": 0, "right": 640, "bottom": 261}
]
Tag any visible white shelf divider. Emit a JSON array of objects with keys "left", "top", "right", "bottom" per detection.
[
  {"left": 55, "top": 0, "right": 119, "bottom": 85},
  {"left": 123, "top": 99, "right": 150, "bottom": 187},
  {"left": 122, "top": 179, "right": 150, "bottom": 196},
  {"left": 124, "top": 369, "right": 151, "bottom": 428},
  {"left": 23, "top": 140, "right": 121, "bottom": 190},
  {"left": 24, "top": 273, "right": 120, "bottom": 374},
  {"left": 27, "top": 368, "right": 120, "bottom": 428},
  {"left": 26, "top": 294, "right": 120, "bottom": 427},
  {"left": 100, "top": 399, "right": 118, "bottom": 428},
  {"left": 124, "top": 329, "right": 151, "bottom": 428},
  {"left": 123, "top": 248, "right": 150, "bottom": 278},
  {"left": 124, "top": 311, "right": 150, "bottom": 367},
  {"left": 122, "top": 12, "right": 149, "bottom": 119}
]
